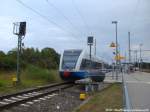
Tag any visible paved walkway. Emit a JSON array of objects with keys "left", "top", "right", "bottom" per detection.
[
  {"left": 104, "top": 71, "right": 150, "bottom": 111},
  {"left": 124, "top": 72, "right": 150, "bottom": 111}
]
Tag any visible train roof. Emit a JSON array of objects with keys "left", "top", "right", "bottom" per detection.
[{"left": 63, "top": 48, "right": 105, "bottom": 63}]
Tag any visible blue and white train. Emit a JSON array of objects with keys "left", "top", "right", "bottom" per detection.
[{"left": 59, "top": 49, "right": 106, "bottom": 82}]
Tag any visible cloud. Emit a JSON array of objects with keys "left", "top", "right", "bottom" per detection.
[{"left": 0, "top": 0, "right": 149, "bottom": 63}]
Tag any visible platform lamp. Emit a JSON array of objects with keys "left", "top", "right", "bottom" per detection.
[
  {"left": 112, "top": 21, "right": 119, "bottom": 80},
  {"left": 13, "top": 22, "right": 26, "bottom": 84}
]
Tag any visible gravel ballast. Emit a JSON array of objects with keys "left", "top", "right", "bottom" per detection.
[{"left": 1, "top": 83, "right": 110, "bottom": 112}]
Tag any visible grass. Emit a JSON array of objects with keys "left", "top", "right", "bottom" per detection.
[
  {"left": 24, "top": 65, "right": 61, "bottom": 83},
  {"left": 75, "top": 84, "right": 123, "bottom": 112},
  {"left": 0, "top": 65, "right": 62, "bottom": 95}
]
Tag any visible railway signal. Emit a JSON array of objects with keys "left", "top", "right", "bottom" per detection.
[{"left": 13, "top": 21, "right": 26, "bottom": 84}]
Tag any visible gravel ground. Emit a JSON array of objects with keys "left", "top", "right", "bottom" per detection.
[
  {"left": 1, "top": 86, "right": 82, "bottom": 112},
  {"left": 1, "top": 83, "right": 110, "bottom": 112}
]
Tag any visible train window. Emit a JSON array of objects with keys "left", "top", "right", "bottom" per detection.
[
  {"left": 92, "top": 62, "right": 97, "bottom": 69},
  {"left": 80, "top": 59, "right": 91, "bottom": 70},
  {"left": 96, "top": 62, "right": 102, "bottom": 69},
  {"left": 80, "top": 59, "right": 102, "bottom": 70},
  {"left": 62, "top": 50, "right": 82, "bottom": 70},
  {"left": 80, "top": 59, "right": 85, "bottom": 69}
]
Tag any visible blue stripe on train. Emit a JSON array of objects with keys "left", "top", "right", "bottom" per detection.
[
  {"left": 59, "top": 71, "right": 88, "bottom": 81},
  {"left": 59, "top": 70, "right": 105, "bottom": 82}
]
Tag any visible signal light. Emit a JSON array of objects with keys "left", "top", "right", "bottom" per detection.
[{"left": 19, "top": 22, "right": 26, "bottom": 36}]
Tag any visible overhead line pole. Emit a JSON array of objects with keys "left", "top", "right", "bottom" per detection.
[
  {"left": 128, "top": 32, "right": 131, "bottom": 73},
  {"left": 130, "top": 49, "right": 150, "bottom": 70},
  {"left": 128, "top": 32, "right": 131, "bottom": 64},
  {"left": 135, "top": 50, "right": 138, "bottom": 66},
  {"left": 139, "top": 44, "right": 143, "bottom": 71},
  {"left": 94, "top": 39, "right": 96, "bottom": 56}
]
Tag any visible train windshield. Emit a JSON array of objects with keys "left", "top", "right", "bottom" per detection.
[{"left": 62, "top": 50, "right": 82, "bottom": 70}]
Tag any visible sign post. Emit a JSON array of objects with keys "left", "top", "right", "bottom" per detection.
[
  {"left": 87, "top": 36, "right": 94, "bottom": 63},
  {"left": 85, "top": 36, "right": 94, "bottom": 92}
]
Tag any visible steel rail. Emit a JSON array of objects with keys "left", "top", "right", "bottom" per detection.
[
  {"left": 0, "top": 83, "right": 73, "bottom": 110},
  {"left": 0, "top": 82, "right": 71, "bottom": 100}
]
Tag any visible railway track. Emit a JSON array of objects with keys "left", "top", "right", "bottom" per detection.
[{"left": 0, "top": 82, "right": 73, "bottom": 111}]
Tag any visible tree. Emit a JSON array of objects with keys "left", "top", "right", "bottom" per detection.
[
  {"left": 0, "top": 47, "right": 60, "bottom": 70},
  {"left": 0, "top": 51, "right": 5, "bottom": 57},
  {"left": 41, "top": 47, "right": 60, "bottom": 69}
]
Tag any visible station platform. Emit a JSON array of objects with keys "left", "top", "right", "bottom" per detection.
[
  {"left": 124, "top": 72, "right": 150, "bottom": 111},
  {"left": 104, "top": 71, "right": 150, "bottom": 111},
  {"left": 75, "top": 71, "right": 150, "bottom": 110}
]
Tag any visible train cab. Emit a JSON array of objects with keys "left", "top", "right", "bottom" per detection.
[{"left": 59, "top": 49, "right": 106, "bottom": 82}]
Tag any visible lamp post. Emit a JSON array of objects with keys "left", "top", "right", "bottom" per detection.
[{"left": 112, "top": 21, "right": 119, "bottom": 80}]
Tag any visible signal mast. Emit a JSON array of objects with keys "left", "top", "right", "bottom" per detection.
[{"left": 13, "top": 22, "right": 26, "bottom": 84}]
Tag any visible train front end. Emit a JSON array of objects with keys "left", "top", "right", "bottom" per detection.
[{"left": 59, "top": 50, "right": 86, "bottom": 81}]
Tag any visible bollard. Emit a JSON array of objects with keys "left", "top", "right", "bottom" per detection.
[
  {"left": 80, "top": 93, "right": 86, "bottom": 100},
  {"left": 12, "top": 76, "right": 17, "bottom": 86}
]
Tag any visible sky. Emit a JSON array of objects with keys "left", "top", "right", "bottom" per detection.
[{"left": 0, "top": 0, "right": 150, "bottom": 63}]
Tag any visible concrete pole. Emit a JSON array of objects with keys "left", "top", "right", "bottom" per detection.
[
  {"left": 17, "top": 35, "right": 22, "bottom": 83},
  {"left": 135, "top": 50, "right": 138, "bottom": 68},
  {"left": 94, "top": 39, "right": 96, "bottom": 56},
  {"left": 128, "top": 32, "right": 131, "bottom": 63},
  {"left": 128, "top": 32, "right": 131, "bottom": 73},
  {"left": 139, "top": 44, "right": 143, "bottom": 71}
]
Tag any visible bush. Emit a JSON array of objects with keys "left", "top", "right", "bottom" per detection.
[
  {"left": 0, "top": 57, "right": 16, "bottom": 70},
  {"left": 0, "top": 80, "right": 5, "bottom": 87}
]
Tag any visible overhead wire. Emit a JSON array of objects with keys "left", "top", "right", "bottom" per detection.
[
  {"left": 15, "top": 0, "right": 81, "bottom": 41},
  {"left": 128, "top": 0, "right": 141, "bottom": 31},
  {"left": 71, "top": 0, "right": 90, "bottom": 36},
  {"left": 46, "top": 0, "right": 84, "bottom": 38}
]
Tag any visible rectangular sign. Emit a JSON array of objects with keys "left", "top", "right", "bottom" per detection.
[{"left": 87, "top": 36, "right": 93, "bottom": 45}]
